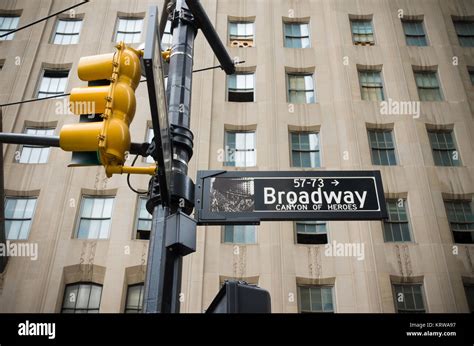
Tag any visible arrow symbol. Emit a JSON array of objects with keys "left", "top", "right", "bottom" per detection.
[{"left": 331, "top": 179, "right": 339, "bottom": 186}]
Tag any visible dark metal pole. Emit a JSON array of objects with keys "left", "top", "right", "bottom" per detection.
[
  {"left": 0, "top": 133, "right": 60, "bottom": 147},
  {"left": 0, "top": 112, "right": 8, "bottom": 273},
  {"left": 185, "top": 0, "right": 235, "bottom": 75},
  {"left": 144, "top": 0, "right": 197, "bottom": 313},
  {"left": 143, "top": 205, "right": 169, "bottom": 312}
]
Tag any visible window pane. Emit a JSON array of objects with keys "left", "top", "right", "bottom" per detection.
[
  {"left": 89, "top": 285, "right": 102, "bottom": 310},
  {"left": 63, "top": 285, "right": 79, "bottom": 309},
  {"left": 300, "top": 287, "right": 310, "bottom": 311},
  {"left": 76, "top": 284, "right": 91, "bottom": 309},
  {"left": 6, "top": 220, "right": 21, "bottom": 240},
  {"left": 310, "top": 287, "right": 322, "bottom": 311},
  {"left": 99, "top": 219, "right": 110, "bottom": 239}
]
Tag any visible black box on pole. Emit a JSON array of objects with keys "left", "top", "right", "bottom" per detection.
[{"left": 206, "top": 281, "right": 271, "bottom": 313}]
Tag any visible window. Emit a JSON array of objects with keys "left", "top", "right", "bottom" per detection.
[
  {"left": 368, "top": 130, "right": 396, "bottom": 165},
  {"left": 222, "top": 225, "right": 256, "bottom": 244},
  {"left": 76, "top": 197, "right": 114, "bottom": 239},
  {"left": 402, "top": 20, "right": 427, "bottom": 46},
  {"left": 37, "top": 70, "right": 69, "bottom": 98},
  {"left": 0, "top": 15, "right": 20, "bottom": 40},
  {"left": 145, "top": 127, "right": 154, "bottom": 163},
  {"left": 5, "top": 197, "right": 37, "bottom": 240},
  {"left": 229, "top": 21, "right": 254, "bottom": 47},
  {"left": 464, "top": 285, "right": 474, "bottom": 312},
  {"left": 428, "top": 130, "right": 461, "bottom": 166},
  {"left": 136, "top": 197, "right": 152, "bottom": 240},
  {"left": 224, "top": 131, "right": 256, "bottom": 167},
  {"left": 161, "top": 20, "right": 172, "bottom": 50},
  {"left": 115, "top": 17, "right": 143, "bottom": 44},
  {"left": 284, "top": 22, "right": 310, "bottom": 48},
  {"left": 351, "top": 19, "right": 374, "bottom": 45},
  {"left": 299, "top": 286, "right": 334, "bottom": 313},
  {"left": 444, "top": 200, "right": 474, "bottom": 244},
  {"left": 61, "top": 283, "right": 102, "bottom": 313},
  {"left": 295, "top": 222, "right": 327, "bottom": 244},
  {"left": 53, "top": 19, "right": 82, "bottom": 45},
  {"left": 358, "top": 70, "right": 384, "bottom": 101},
  {"left": 287, "top": 74, "right": 315, "bottom": 104},
  {"left": 227, "top": 73, "right": 254, "bottom": 102},
  {"left": 469, "top": 69, "right": 474, "bottom": 85},
  {"left": 290, "top": 132, "right": 320, "bottom": 168},
  {"left": 125, "top": 283, "right": 144, "bottom": 313},
  {"left": 383, "top": 199, "right": 411, "bottom": 242},
  {"left": 19, "top": 128, "right": 55, "bottom": 164},
  {"left": 414, "top": 71, "right": 443, "bottom": 101},
  {"left": 393, "top": 284, "right": 425, "bottom": 313},
  {"left": 453, "top": 19, "right": 474, "bottom": 47}
]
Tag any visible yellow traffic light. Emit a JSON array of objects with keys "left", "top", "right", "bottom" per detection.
[{"left": 59, "top": 42, "right": 156, "bottom": 177}]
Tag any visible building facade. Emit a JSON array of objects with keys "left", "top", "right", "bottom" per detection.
[{"left": 0, "top": 0, "right": 473, "bottom": 313}]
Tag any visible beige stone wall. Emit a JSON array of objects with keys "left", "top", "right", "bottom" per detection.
[{"left": 0, "top": 0, "right": 472, "bottom": 313}]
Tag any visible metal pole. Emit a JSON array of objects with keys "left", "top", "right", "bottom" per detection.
[
  {"left": 144, "top": 0, "right": 197, "bottom": 313},
  {"left": 185, "top": 0, "right": 235, "bottom": 75},
  {"left": 0, "top": 133, "right": 60, "bottom": 147},
  {"left": 0, "top": 112, "right": 7, "bottom": 273},
  {"left": 143, "top": 205, "right": 169, "bottom": 312}
]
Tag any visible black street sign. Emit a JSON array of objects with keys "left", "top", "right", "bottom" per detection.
[
  {"left": 144, "top": 5, "right": 172, "bottom": 205},
  {"left": 195, "top": 170, "right": 388, "bottom": 225}
]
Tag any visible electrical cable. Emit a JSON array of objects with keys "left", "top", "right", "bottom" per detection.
[
  {"left": 1, "top": 62, "right": 246, "bottom": 107},
  {"left": 127, "top": 155, "right": 148, "bottom": 195},
  {"left": 0, "top": 1, "right": 90, "bottom": 39}
]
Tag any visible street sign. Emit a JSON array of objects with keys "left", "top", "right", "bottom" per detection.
[
  {"left": 195, "top": 170, "right": 388, "bottom": 225},
  {"left": 144, "top": 5, "right": 172, "bottom": 205}
]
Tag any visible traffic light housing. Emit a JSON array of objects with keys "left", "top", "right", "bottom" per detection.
[
  {"left": 59, "top": 42, "right": 155, "bottom": 177},
  {"left": 205, "top": 281, "right": 271, "bottom": 313}
]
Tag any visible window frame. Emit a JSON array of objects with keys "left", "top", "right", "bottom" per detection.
[
  {"left": 0, "top": 15, "right": 20, "bottom": 41},
  {"left": 444, "top": 200, "right": 474, "bottom": 244},
  {"left": 392, "top": 283, "right": 426, "bottom": 313},
  {"left": 135, "top": 196, "right": 152, "bottom": 240},
  {"left": 402, "top": 19, "right": 428, "bottom": 46},
  {"left": 222, "top": 225, "right": 257, "bottom": 244},
  {"left": 223, "top": 130, "right": 257, "bottom": 167},
  {"left": 367, "top": 129, "right": 397, "bottom": 166},
  {"left": 427, "top": 130, "right": 461, "bottom": 166},
  {"left": 283, "top": 22, "right": 311, "bottom": 48},
  {"left": 18, "top": 127, "right": 55, "bottom": 164},
  {"left": 298, "top": 285, "right": 335, "bottom": 313},
  {"left": 453, "top": 19, "right": 474, "bottom": 47},
  {"left": 227, "top": 72, "right": 255, "bottom": 102},
  {"left": 294, "top": 221, "right": 328, "bottom": 245},
  {"left": 286, "top": 73, "right": 316, "bottom": 104},
  {"left": 75, "top": 196, "right": 115, "bottom": 240},
  {"left": 290, "top": 132, "right": 321, "bottom": 168},
  {"left": 358, "top": 69, "right": 385, "bottom": 101},
  {"left": 350, "top": 19, "right": 375, "bottom": 45},
  {"left": 4, "top": 196, "right": 37, "bottom": 240},
  {"left": 61, "top": 282, "right": 102, "bottom": 313},
  {"left": 52, "top": 18, "right": 83, "bottom": 45},
  {"left": 228, "top": 20, "right": 255, "bottom": 46},
  {"left": 464, "top": 284, "right": 474, "bottom": 312},
  {"left": 414, "top": 70, "right": 444, "bottom": 101},
  {"left": 383, "top": 199, "right": 412, "bottom": 243},
  {"left": 114, "top": 17, "right": 144, "bottom": 44},
  {"left": 36, "top": 69, "right": 69, "bottom": 99},
  {"left": 124, "top": 283, "right": 144, "bottom": 313}
]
